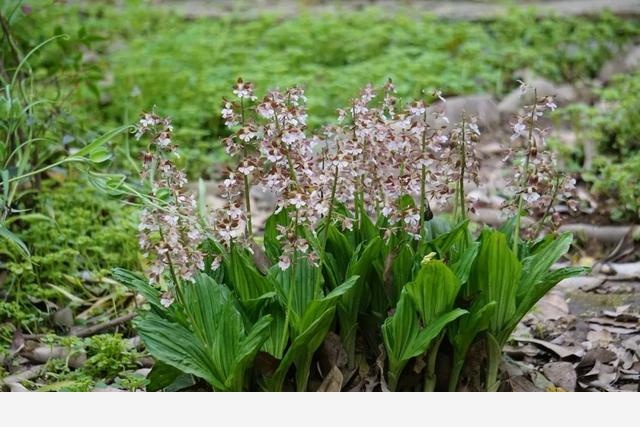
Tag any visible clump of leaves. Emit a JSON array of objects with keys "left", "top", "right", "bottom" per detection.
[
  {"left": 114, "top": 80, "right": 585, "bottom": 391},
  {"left": 1, "top": 3, "right": 139, "bottom": 348},
  {"left": 0, "top": 181, "right": 140, "bottom": 346},
  {"left": 560, "top": 72, "right": 640, "bottom": 221},
  {"left": 34, "top": 333, "right": 142, "bottom": 391},
  {"left": 14, "top": 2, "right": 639, "bottom": 177},
  {"left": 114, "top": 372, "right": 149, "bottom": 391},
  {"left": 83, "top": 333, "right": 138, "bottom": 380}
]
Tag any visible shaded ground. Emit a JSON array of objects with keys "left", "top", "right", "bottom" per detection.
[{"left": 159, "top": 0, "right": 640, "bottom": 20}]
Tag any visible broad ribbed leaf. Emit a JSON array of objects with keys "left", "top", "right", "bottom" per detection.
[
  {"left": 182, "top": 274, "right": 231, "bottom": 348},
  {"left": 430, "top": 220, "right": 470, "bottom": 261},
  {"left": 224, "top": 248, "right": 273, "bottom": 301},
  {"left": 264, "top": 210, "right": 289, "bottom": 263},
  {"left": 228, "top": 314, "right": 273, "bottom": 390},
  {"left": 518, "top": 232, "right": 573, "bottom": 301},
  {"left": 135, "top": 313, "right": 223, "bottom": 389},
  {"left": 211, "top": 303, "right": 245, "bottom": 381},
  {"left": 382, "top": 291, "right": 417, "bottom": 373},
  {"left": 423, "top": 216, "right": 453, "bottom": 240},
  {"left": 451, "top": 241, "right": 480, "bottom": 286},
  {"left": 112, "top": 268, "right": 164, "bottom": 313},
  {"left": 469, "top": 230, "right": 522, "bottom": 335},
  {"left": 271, "top": 257, "right": 320, "bottom": 318},
  {"left": 383, "top": 290, "right": 466, "bottom": 390},
  {"left": 407, "top": 308, "right": 467, "bottom": 359},
  {"left": 499, "top": 265, "right": 586, "bottom": 344},
  {"left": 261, "top": 304, "right": 288, "bottom": 358},
  {"left": 325, "top": 224, "right": 354, "bottom": 279},
  {"left": 391, "top": 243, "right": 414, "bottom": 300},
  {"left": 405, "top": 260, "right": 461, "bottom": 324}
]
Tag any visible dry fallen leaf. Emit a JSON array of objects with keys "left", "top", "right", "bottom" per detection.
[
  {"left": 583, "top": 361, "right": 618, "bottom": 389},
  {"left": 507, "top": 376, "right": 542, "bottom": 392},
  {"left": 543, "top": 362, "right": 577, "bottom": 392},
  {"left": 512, "top": 337, "right": 584, "bottom": 359},
  {"left": 578, "top": 347, "right": 617, "bottom": 370},
  {"left": 586, "top": 329, "right": 614, "bottom": 347},
  {"left": 530, "top": 291, "right": 570, "bottom": 322},
  {"left": 317, "top": 365, "right": 343, "bottom": 392}
]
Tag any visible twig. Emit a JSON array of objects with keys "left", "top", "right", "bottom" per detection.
[
  {"left": 70, "top": 312, "right": 137, "bottom": 338},
  {"left": 558, "top": 224, "right": 639, "bottom": 244}
]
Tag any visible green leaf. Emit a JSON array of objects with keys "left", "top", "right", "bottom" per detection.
[
  {"left": 451, "top": 241, "right": 480, "bottom": 286},
  {"left": 405, "top": 259, "right": 461, "bottom": 324},
  {"left": 430, "top": 219, "right": 470, "bottom": 261},
  {"left": 469, "top": 229, "right": 522, "bottom": 336},
  {"left": 270, "top": 257, "right": 320, "bottom": 318},
  {"left": 227, "top": 314, "right": 273, "bottom": 391},
  {"left": 135, "top": 313, "right": 223, "bottom": 389},
  {"left": 324, "top": 224, "right": 354, "bottom": 279},
  {"left": 112, "top": 268, "right": 164, "bottom": 313},
  {"left": 224, "top": 247, "right": 273, "bottom": 302},
  {"left": 391, "top": 243, "right": 414, "bottom": 300},
  {"left": 448, "top": 300, "right": 497, "bottom": 390},
  {"left": 263, "top": 209, "right": 289, "bottom": 263},
  {"left": 407, "top": 308, "right": 468, "bottom": 358},
  {"left": 499, "top": 265, "right": 587, "bottom": 344},
  {"left": 72, "top": 124, "right": 133, "bottom": 159},
  {"left": 518, "top": 232, "right": 573, "bottom": 301},
  {"left": 146, "top": 360, "right": 189, "bottom": 392},
  {"left": 383, "top": 288, "right": 467, "bottom": 390},
  {"left": 0, "top": 223, "right": 30, "bottom": 258}
]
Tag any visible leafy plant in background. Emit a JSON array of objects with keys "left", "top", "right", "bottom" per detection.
[
  {"left": 0, "top": 4, "right": 139, "bottom": 350},
  {"left": 13, "top": 1, "right": 638, "bottom": 178},
  {"left": 114, "top": 79, "right": 586, "bottom": 391},
  {"left": 587, "top": 72, "right": 640, "bottom": 220},
  {"left": 558, "top": 72, "right": 640, "bottom": 221}
]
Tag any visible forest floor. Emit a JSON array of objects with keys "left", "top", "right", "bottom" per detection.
[
  {"left": 159, "top": 0, "right": 640, "bottom": 20},
  {"left": 1, "top": 0, "right": 639, "bottom": 392}
]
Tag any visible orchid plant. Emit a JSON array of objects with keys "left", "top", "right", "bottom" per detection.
[{"left": 114, "top": 79, "right": 586, "bottom": 391}]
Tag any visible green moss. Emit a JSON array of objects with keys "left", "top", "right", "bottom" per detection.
[
  {"left": 84, "top": 334, "right": 138, "bottom": 380},
  {"left": 0, "top": 181, "right": 140, "bottom": 343},
  {"left": 10, "top": 2, "right": 639, "bottom": 176}
]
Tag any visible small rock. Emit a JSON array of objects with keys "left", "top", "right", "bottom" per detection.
[
  {"left": 92, "top": 386, "right": 126, "bottom": 392},
  {"left": 134, "top": 368, "right": 152, "bottom": 378},
  {"left": 52, "top": 307, "right": 74, "bottom": 329},
  {"left": 498, "top": 76, "right": 577, "bottom": 115},
  {"left": 428, "top": 94, "right": 500, "bottom": 130},
  {"left": 598, "top": 45, "right": 640, "bottom": 83}
]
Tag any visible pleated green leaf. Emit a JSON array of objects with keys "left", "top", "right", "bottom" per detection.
[
  {"left": 405, "top": 259, "right": 461, "bottom": 324},
  {"left": 469, "top": 229, "right": 522, "bottom": 336}
]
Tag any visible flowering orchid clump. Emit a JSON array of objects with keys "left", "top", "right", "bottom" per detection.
[
  {"left": 122, "top": 79, "right": 586, "bottom": 392},
  {"left": 135, "top": 113, "right": 204, "bottom": 289},
  {"left": 211, "top": 79, "right": 486, "bottom": 266},
  {"left": 504, "top": 83, "right": 577, "bottom": 236}
]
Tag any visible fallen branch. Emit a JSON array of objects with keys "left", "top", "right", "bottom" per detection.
[
  {"left": 22, "top": 346, "right": 86, "bottom": 369},
  {"left": 70, "top": 312, "right": 137, "bottom": 338},
  {"left": 1, "top": 365, "right": 44, "bottom": 391},
  {"left": 469, "top": 208, "right": 534, "bottom": 227},
  {"left": 558, "top": 224, "right": 639, "bottom": 244}
]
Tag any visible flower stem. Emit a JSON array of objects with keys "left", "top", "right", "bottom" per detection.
[
  {"left": 512, "top": 89, "right": 537, "bottom": 253},
  {"left": 317, "top": 164, "right": 339, "bottom": 295},
  {"left": 458, "top": 115, "right": 467, "bottom": 223},
  {"left": 239, "top": 97, "right": 253, "bottom": 239},
  {"left": 419, "top": 110, "right": 431, "bottom": 237}
]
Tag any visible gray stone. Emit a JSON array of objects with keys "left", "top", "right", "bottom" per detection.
[
  {"left": 498, "top": 76, "right": 577, "bottom": 115},
  {"left": 598, "top": 45, "right": 640, "bottom": 83},
  {"left": 428, "top": 94, "right": 500, "bottom": 130}
]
